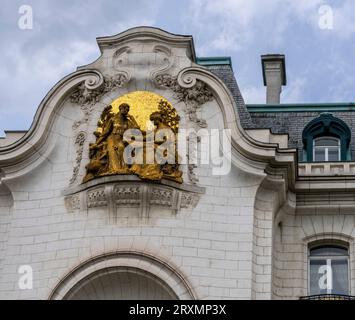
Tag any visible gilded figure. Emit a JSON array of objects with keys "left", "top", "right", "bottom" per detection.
[{"left": 83, "top": 93, "right": 183, "bottom": 184}]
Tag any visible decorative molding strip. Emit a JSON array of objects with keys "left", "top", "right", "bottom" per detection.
[
  {"left": 69, "top": 132, "right": 86, "bottom": 185},
  {"left": 296, "top": 191, "right": 355, "bottom": 215},
  {"left": 49, "top": 248, "right": 198, "bottom": 300},
  {"left": 63, "top": 175, "right": 205, "bottom": 216},
  {"left": 298, "top": 162, "right": 355, "bottom": 176},
  {"left": 196, "top": 56, "right": 233, "bottom": 69},
  {"left": 113, "top": 185, "right": 141, "bottom": 205},
  {"left": 150, "top": 187, "right": 174, "bottom": 207},
  {"left": 155, "top": 74, "right": 213, "bottom": 128},
  {"left": 87, "top": 187, "right": 107, "bottom": 208},
  {"left": 247, "top": 102, "right": 355, "bottom": 113},
  {"left": 186, "top": 134, "right": 200, "bottom": 185},
  {"left": 180, "top": 191, "right": 199, "bottom": 209},
  {"left": 64, "top": 194, "right": 80, "bottom": 212},
  {"left": 187, "top": 164, "right": 199, "bottom": 185}
]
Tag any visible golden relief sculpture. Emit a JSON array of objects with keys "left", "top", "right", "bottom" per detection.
[{"left": 83, "top": 91, "right": 182, "bottom": 184}]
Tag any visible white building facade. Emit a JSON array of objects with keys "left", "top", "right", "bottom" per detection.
[{"left": 0, "top": 27, "right": 354, "bottom": 300}]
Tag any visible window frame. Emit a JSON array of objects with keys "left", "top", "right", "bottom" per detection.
[
  {"left": 308, "top": 244, "right": 350, "bottom": 296},
  {"left": 312, "top": 136, "right": 341, "bottom": 162}
]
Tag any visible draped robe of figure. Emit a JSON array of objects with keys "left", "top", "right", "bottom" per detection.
[
  {"left": 95, "top": 104, "right": 139, "bottom": 175},
  {"left": 131, "top": 111, "right": 181, "bottom": 182}
]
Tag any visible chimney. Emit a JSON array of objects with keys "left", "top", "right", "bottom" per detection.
[{"left": 261, "top": 54, "right": 287, "bottom": 104}]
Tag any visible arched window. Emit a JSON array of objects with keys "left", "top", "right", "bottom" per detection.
[
  {"left": 302, "top": 113, "right": 351, "bottom": 162},
  {"left": 309, "top": 243, "right": 349, "bottom": 296}
]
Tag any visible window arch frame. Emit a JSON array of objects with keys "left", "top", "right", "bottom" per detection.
[
  {"left": 302, "top": 113, "right": 351, "bottom": 162},
  {"left": 307, "top": 241, "right": 350, "bottom": 296}
]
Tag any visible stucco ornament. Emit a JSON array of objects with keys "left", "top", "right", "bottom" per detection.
[
  {"left": 70, "top": 72, "right": 129, "bottom": 129},
  {"left": 155, "top": 74, "right": 213, "bottom": 128},
  {"left": 69, "top": 132, "right": 86, "bottom": 184},
  {"left": 113, "top": 44, "right": 175, "bottom": 85}
]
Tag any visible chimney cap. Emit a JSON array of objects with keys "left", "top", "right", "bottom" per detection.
[{"left": 261, "top": 54, "right": 287, "bottom": 86}]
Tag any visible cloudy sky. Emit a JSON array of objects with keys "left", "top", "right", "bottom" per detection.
[{"left": 0, "top": 0, "right": 354, "bottom": 134}]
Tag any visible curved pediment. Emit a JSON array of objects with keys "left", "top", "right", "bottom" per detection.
[
  {"left": 0, "top": 26, "right": 297, "bottom": 202},
  {"left": 95, "top": 26, "right": 196, "bottom": 61}
]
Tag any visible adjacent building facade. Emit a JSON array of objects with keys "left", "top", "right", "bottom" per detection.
[{"left": 0, "top": 27, "right": 354, "bottom": 299}]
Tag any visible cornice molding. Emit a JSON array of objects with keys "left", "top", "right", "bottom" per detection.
[{"left": 96, "top": 26, "right": 196, "bottom": 62}]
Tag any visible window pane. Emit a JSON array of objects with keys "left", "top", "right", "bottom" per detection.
[
  {"left": 310, "top": 259, "right": 327, "bottom": 295},
  {"left": 332, "top": 259, "right": 349, "bottom": 295},
  {"left": 314, "top": 137, "right": 339, "bottom": 147},
  {"left": 310, "top": 246, "right": 348, "bottom": 256},
  {"left": 328, "top": 148, "right": 340, "bottom": 161},
  {"left": 314, "top": 148, "right": 325, "bottom": 161}
]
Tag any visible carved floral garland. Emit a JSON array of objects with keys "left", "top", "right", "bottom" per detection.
[
  {"left": 69, "top": 132, "right": 86, "bottom": 184},
  {"left": 155, "top": 74, "right": 213, "bottom": 128}
]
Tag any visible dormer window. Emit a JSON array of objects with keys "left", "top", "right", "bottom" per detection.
[{"left": 302, "top": 114, "right": 351, "bottom": 162}]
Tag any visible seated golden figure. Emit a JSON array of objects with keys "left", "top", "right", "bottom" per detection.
[{"left": 130, "top": 111, "right": 182, "bottom": 183}]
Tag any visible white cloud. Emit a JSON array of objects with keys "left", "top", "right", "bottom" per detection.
[
  {"left": 186, "top": 0, "right": 325, "bottom": 53},
  {"left": 282, "top": 77, "right": 306, "bottom": 103},
  {"left": 1, "top": 0, "right": 354, "bottom": 134},
  {"left": 242, "top": 86, "right": 265, "bottom": 104},
  {"left": 0, "top": 1, "right": 160, "bottom": 131},
  {"left": 241, "top": 76, "right": 306, "bottom": 104},
  {"left": 0, "top": 39, "right": 99, "bottom": 125},
  {"left": 332, "top": 2, "right": 355, "bottom": 38},
  {"left": 111, "top": 19, "right": 157, "bottom": 35}
]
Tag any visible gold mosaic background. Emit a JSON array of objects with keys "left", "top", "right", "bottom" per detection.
[{"left": 111, "top": 91, "right": 175, "bottom": 131}]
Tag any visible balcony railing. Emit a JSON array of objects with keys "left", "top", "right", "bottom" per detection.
[
  {"left": 298, "top": 162, "right": 355, "bottom": 176},
  {"left": 300, "top": 294, "right": 355, "bottom": 300}
]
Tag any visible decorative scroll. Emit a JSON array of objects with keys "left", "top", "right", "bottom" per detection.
[
  {"left": 155, "top": 74, "right": 213, "bottom": 128},
  {"left": 70, "top": 73, "right": 129, "bottom": 129}
]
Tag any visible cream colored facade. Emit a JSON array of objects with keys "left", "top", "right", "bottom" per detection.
[{"left": 0, "top": 27, "right": 355, "bottom": 300}]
